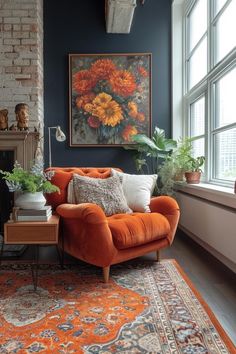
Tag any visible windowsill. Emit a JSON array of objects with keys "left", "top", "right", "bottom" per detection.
[{"left": 174, "top": 182, "right": 236, "bottom": 209}]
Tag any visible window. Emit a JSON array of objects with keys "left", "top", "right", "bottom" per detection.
[
  {"left": 214, "top": 0, "right": 236, "bottom": 64},
  {"left": 187, "top": 0, "right": 207, "bottom": 90},
  {"left": 190, "top": 96, "right": 205, "bottom": 158},
  {"left": 183, "top": 0, "right": 236, "bottom": 187},
  {"left": 212, "top": 67, "right": 236, "bottom": 181}
]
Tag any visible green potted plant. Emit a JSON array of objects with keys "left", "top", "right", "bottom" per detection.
[
  {"left": 157, "top": 138, "right": 192, "bottom": 195},
  {"left": 184, "top": 155, "right": 205, "bottom": 184},
  {"left": 0, "top": 161, "right": 60, "bottom": 209},
  {"left": 158, "top": 137, "right": 205, "bottom": 194}
]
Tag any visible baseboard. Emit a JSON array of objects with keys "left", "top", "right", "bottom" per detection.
[{"left": 178, "top": 225, "right": 236, "bottom": 274}]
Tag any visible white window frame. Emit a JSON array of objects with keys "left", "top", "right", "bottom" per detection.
[
  {"left": 172, "top": 0, "right": 236, "bottom": 188},
  {"left": 210, "top": 61, "right": 236, "bottom": 185}
]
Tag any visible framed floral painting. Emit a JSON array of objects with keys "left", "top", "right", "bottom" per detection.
[{"left": 69, "top": 53, "right": 151, "bottom": 146}]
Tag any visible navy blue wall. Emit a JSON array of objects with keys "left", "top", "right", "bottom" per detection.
[{"left": 44, "top": 0, "right": 171, "bottom": 171}]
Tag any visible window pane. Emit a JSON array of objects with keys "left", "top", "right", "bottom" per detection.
[
  {"left": 214, "top": 0, "right": 228, "bottom": 15},
  {"left": 189, "top": 0, "right": 207, "bottom": 52},
  {"left": 189, "top": 37, "right": 207, "bottom": 89},
  {"left": 214, "top": 128, "right": 236, "bottom": 180},
  {"left": 215, "top": 0, "right": 236, "bottom": 64},
  {"left": 192, "top": 138, "right": 205, "bottom": 172},
  {"left": 190, "top": 96, "right": 205, "bottom": 136},
  {"left": 215, "top": 66, "right": 236, "bottom": 128}
]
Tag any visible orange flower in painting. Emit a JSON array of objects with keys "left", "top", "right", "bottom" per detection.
[
  {"left": 109, "top": 70, "right": 137, "bottom": 97},
  {"left": 91, "top": 59, "right": 116, "bottom": 80},
  {"left": 76, "top": 93, "right": 96, "bottom": 109},
  {"left": 138, "top": 66, "right": 148, "bottom": 77},
  {"left": 122, "top": 125, "right": 138, "bottom": 141},
  {"left": 94, "top": 100, "right": 123, "bottom": 127},
  {"left": 136, "top": 112, "right": 145, "bottom": 122},
  {"left": 93, "top": 92, "right": 112, "bottom": 106},
  {"left": 73, "top": 70, "right": 96, "bottom": 95},
  {"left": 128, "top": 101, "right": 138, "bottom": 118}
]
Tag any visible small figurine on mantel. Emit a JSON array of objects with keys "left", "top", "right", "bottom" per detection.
[
  {"left": 0, "top": 109, "right": 8, "bottom": 131},
  {"left": 15, "top": 103, "right": 29, "bottom": 131}
]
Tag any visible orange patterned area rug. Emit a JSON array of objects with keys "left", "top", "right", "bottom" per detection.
[{"left": 0, "top": 260, "right": 235, "bottom": 353}]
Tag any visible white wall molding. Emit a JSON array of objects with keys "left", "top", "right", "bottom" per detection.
[
  {"left": 176, "top": 191, "right": 236, "bottom": 273},
  {"left": 179, "top": 225, "right": 236, "bottom": 273}
]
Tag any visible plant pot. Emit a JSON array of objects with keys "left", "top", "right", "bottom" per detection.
[
  {"left": 184, "top": 171, "right": 201, "bottom": 184},
  {"left": 174, "top": 170, "right": 185, "bottom": 182},
  {"left": 15, "top": 192, "right": 46, "bottom": 210}
]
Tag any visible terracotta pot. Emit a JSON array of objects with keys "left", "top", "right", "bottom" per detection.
[
  {"left": 15, "top": 192, "right": 46, "bottom": 209},
  {"left": 184, "top": 171, "right": 201, "bottom": 184}
]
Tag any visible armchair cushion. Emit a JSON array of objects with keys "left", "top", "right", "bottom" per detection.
[
  {"left": 72, "top": 173, "right": 132, "bottom": 216},
  {"left": 108, "top": 212, "right": 170, "bottom": 250}
]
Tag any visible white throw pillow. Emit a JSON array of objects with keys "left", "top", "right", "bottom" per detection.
[{"left": 111, "top": 169, "right": 157, "bottom": 212}]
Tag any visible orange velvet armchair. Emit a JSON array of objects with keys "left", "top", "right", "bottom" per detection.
[{"left": 46, "top": 167, "right": 180, "bottom": 282}]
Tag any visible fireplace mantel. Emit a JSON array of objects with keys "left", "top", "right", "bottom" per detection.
[{"left": 0, "top": 131, "right": 39, "bottom": 169}]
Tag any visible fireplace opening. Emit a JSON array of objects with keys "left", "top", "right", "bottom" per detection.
[
  {"left": 0, "top": 150, "right": 14, "bottom": 234},
  {"left": 0, "top": 150, "right": 28, "bottom": 258},
  {"left": 0, "top": 131, "right": 39, "bottom": 257}
]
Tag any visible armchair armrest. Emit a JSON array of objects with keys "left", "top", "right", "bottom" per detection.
[
  {"left": 150, "top": 196, "right": 180, "bottom": 245},
  {"left": 56, "top": 203, "right": 117, "bottom": 267},
  {"left": 56, "top": 203, "right": 107, "bottom": 225}
]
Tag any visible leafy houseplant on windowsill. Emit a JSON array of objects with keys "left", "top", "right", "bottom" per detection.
[
  {"left": 158, "top": 138, "right": 205, "bottom": 193},
  {"left": 0, "top": 162, "right": 60, "bottom": 209},
  {"left": 184, "top": 155, "right": 205, "bottom": 184},
  {"left": 158, "top": 137, "right": 193, "bottom": 195}
]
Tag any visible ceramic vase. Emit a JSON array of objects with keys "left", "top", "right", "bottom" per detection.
[{"left": 15, "top": 192, "right": 46, "bottom": 210}]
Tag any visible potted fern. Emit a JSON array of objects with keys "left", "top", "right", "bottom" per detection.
[{"left": 0, "top": 161, "right": 59, "bottom": 209}]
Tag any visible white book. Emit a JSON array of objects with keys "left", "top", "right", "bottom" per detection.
[
  {"left": 17, "top": 205, "right": 52, "bottom": 216},
  {"left": 17, "top": 211, "right": 52, "bottom": 221}
]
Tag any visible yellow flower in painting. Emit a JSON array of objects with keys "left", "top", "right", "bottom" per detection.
[
  {"left": 122, "top": 125, "right": 138, "bottom": 141},
  {"left": 95, "top": 100, "right": 123, "bottom": 127},
  {"left": 84, "top": 103, "right": 94, "bottom": 113},
  {"left": 128, "top": 101, "right": 138, "bottom": 118},
  {"left": 93, "top": 92, "right": 112, "bottom": 106}
]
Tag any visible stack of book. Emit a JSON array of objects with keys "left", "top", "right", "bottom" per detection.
[{"left": 14, "top": 206, "right": 52, "bottom": 221}]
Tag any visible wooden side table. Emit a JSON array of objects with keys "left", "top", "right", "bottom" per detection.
[{"left": 0, "top": 214, "right": 62, "bottom": 290}]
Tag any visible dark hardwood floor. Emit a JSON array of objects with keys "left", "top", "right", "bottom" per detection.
[{"left": 2, "top": 228, "right": 236, "bottom": 345}]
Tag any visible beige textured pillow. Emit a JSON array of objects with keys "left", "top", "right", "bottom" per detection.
[{"left": 72, "top": 174, "right": 132, "bottom": 216}]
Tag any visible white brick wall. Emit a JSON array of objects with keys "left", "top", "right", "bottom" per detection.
[{"left": 0, "top": 0, "right": 43, "bottom": 136}]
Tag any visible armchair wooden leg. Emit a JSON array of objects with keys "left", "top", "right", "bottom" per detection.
[
  {"left": 156, "top": 250, "right": 161, "bottom": 262},
  {"left": 103, "top": 266, "right": 110, "bottom": 283}
]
